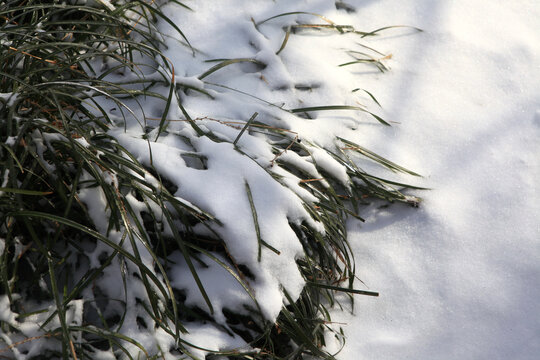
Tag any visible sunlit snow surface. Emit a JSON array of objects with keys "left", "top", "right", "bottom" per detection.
[
  {"left": 150, "top": 0, "right": 540, "bottom": 358},
  {"left": 316, "top": 1, "right": 539, "bottom": 359}
]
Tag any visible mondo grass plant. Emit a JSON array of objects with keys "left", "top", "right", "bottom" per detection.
[{"left": 0, "top": 1, "right": 422, "bottom": 359}]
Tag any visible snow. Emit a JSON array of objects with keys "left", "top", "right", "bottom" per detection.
[
  {"left": 142, "top": 0, "right": 540, "bottom": 357},
  {"left": 161, "top": 0, "right": 539, "bottom": 357},
  {"left": 3, "top": 0, "right": 538, "bottom": 358},
  {"left": 320, "top": 1, "right": 540, "bottom": 359},
  {"left": 116, "top": 126, "right": 312, "bottom": 321},
  {"left": 0, "top": 93, "right": 19, "bottom": 107},
  {"left": 0, "top": 295, "right": 17, "bottom": 323}
]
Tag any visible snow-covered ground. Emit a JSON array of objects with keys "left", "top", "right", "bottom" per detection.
[
  {"left": 325, "top": 1, "right": 540, "bottom": 359},
  {"left": 1, "top": 1, "right": 537, "bottom": 359},
  {"left": 118, "top": 0, "right": 540, "bottom": 357},
  {"left": 157, "top": 0, "right": 540, "bottom": 357},
  {"left": 144, "top": 0, "right": 540, "bottom": 357}
]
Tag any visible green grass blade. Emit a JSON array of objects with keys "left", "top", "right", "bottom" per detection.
[
  {"left": 233, "top": 112, "right": 258, "bottom": 146},
  {"left": 338, "top": 137, "right": 421, "bottom": 176},
  {"left": 257, "top": 11, "right": 334, "bottom": 26},
  {"left": 306, "top": 282, "right": 379, "bottom": 297},
  {"left": 290, "top": 105, "right": 365, "bottom": 113},
  {"left": 352, "top": 88, "right": 382, "bottom": 107},
  {"left": 358, "top": 25, "right": 423, "bottom": 37},
  {"left": 276, "top": 26, "right": 291, "bottom": 55},
  {"left": 0, "top": 187, "right": 53, "bottom": 196},
  {"left": 198, "top": 58, "right": 266, "bottom": 80},
  {"left": 245, "top": 181, "right": 281, "bottom": 263}
]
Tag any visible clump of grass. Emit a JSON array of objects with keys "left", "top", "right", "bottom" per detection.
[
  {"left": 1, "top": 2, "right": 421, "bottom": 359},
  {"left": 0, "top": 1, "right": 194, "bottom": 358}
]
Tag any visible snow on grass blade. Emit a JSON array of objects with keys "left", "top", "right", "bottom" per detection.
[{"left": 10, "top": 210, "right": 174, "bottom": 305}]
